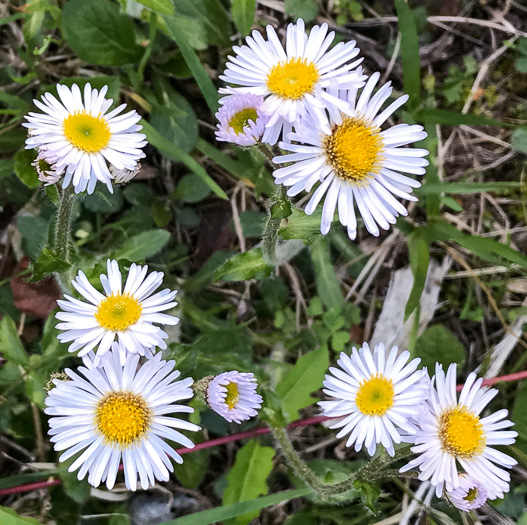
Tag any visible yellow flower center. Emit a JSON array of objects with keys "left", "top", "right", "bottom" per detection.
[
  {"left": 63, "top": 111, "right": 111, "bottom": 153},
  {"left": 229, "top": 108, "right": 258, "bottom": 134},
  {"left": 355, "top": 374, "right": 394, "bottom": 416},
  {"left": 95, "top": 293, "right": 142, "bottom": 332},
  {"left": 224, "top": 382, "right": 240, "bottom": 410},
  {"left": 266, "top": 58, "right": 319, "bottom": 100},
  {"left": 439, "top": 406, "right": 486, "bottom": 458},
  {"left": 464, "top": 487, "right": 478, "bottom": 503},
  {"left": 324, "top": 116, "right": 384, "bottom": 183},
  {"left": 96, "top": 392, "right": 150, "bottom": 445}
]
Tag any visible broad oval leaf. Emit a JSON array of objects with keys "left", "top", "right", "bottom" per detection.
[
  {"left": 62, "top": 0, "right": 142, "bottom": 65},
  {"left": 222, "top": 440, "right": 275, "bottom": 525}
]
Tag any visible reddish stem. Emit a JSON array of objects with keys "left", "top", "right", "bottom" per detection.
[{"left": 2, "top": 369, "right": 527, "bottom": 497}]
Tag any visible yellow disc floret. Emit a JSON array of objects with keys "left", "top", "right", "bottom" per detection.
[
  {"left": 63, "top": 111, "right": 111, "bottom": 153},
  {"left": 324, "top": 116, "right": 384, "bottom": 183},
  {"left": 96, "top": 392, "right": 150, "bottom": 445},
  {"left": 355, "top": 374, "right": 394, "bottom": 416},
  {"left": 95, "top": 293, "right": 142, "bottom": 331},
  {"left": 439, "top": 406, "right": 486, "bottom": 458},
  {"left": 464, "top": 487, "right": 478, "bottom": 503},
  {"left": 229, "top": 108, "right": 258, "bottom": 134},
  {"left": 266, "top": 58, "right": 319, "bottom": 100},
  {"left": 224, "top": 382, "right": 240, "bottom": 410}
]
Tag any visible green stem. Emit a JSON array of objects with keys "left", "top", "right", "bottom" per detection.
[
  {"left": 271, "top": 426, "right": 415, "bottom": 500},
  {"left": 53, "top": 186, "right": 75, "bottom": 263},
  {"left": 262, "top": 185, "right": 289, "bottom": 265},
  {"left": 271, "top": 426, "right": 325, "bottom": 492},
  {"left": 256, "top": 142, "right": 275, "bottom": 163}
]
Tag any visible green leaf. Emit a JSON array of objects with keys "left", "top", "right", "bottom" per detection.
[
  {"left": 223, "top": 440, "right": 275, "bottom": 525},
  {"left": 173, "top": 174, "right": 211, "bottom": 203},
  {"left": 163, "top": 15, "right": 220, "bottom": 114},
  {"left": 28, "top": 247, "right": 71, "bottom": 281},
  {"left": 150, "top": 78, "right": 198, "bottom": 153},
  {"left": 196, "top": 138, "right": 275, "bottom": 196},
  {"left": 395, "top": 0, "right": 420, "bottom": 105},
  {"left": 231, "top": 0, "right": 255, "bottom": 36},
  {"left": 142, "top": 120, "right": 227, "bottom": 200},
  {"left": 284, "top": 0, "right": 318, "bottom": 22},
  {"left": 135, "top": 0, "right": 174, "bottom": 14},
  {"left": 45, "top": 184, "right": 60, "bottom": 205},
  {"left": 513, "top": 381, "right": 527, "bottom": 441},
  {"left": 83, "top": 186, "right": 124, "bottom": 213},
  {"left": 159, "top": 489, "right": 310, "bottom": 525},
  {"left": 310, "top": 237, "right": 344, "bottom": 309},
  {"left": 113, "top": 229, "right": 170, "bottom": 261},
  {"left": 214, "top": 248, "right": 273, "bottom": 282},
  {"left": 415, "top": 325, "right": 465, "bottom": 370},
  {"left": 405, "top": 230, "right": 429, "bottom": 320},
  {"left": 511, "top": 128, "right": 527, "bottom": 154},
  {"left": 276, "top": 346, "right": 329, "bottom": 422},
  {"left": 416, "top": 108, "right": 512, "bottom": 128},
  {"left": 0, "top": 506, "right": 42, "bottom": 525},
  {"left": 425, "top": 219, "right": 527, "bottom": 268},
  {"left": 58, "top": 456, "right": 91, "bottom": 504},
  {"left": 0, "top": 316, "right": 29, "bottom": 366},
  {"left": 62, "top": 0, "right": 142, "bottom": 65},
  {"left": 0, "top": 159, "right": 15, "bottom": 180},
  {"left": 170, "top": 0, "right": 230, "bottom": 47},
  {"left": 416, "top": 181, "right": 520, "bottom": 195},
  {"left": 14, "top": 149, "right": 38, "bottom": 189},
  {"left": 279, "top": 207, "right": 323, "bottom": 243},
  {"left": 515, "top": 57, "right": 527, "bottom": 73}
]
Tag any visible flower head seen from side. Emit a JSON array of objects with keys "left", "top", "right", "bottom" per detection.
[
  {"left": 272, "top": 72, "right": 429, "bottom": 240},
  {"left": 219, "top": 18, "right": 365, "bottom": 144},
  {"left": 215, "top": 94, "right": 269, "bottom": 146},
  {"left": 32, "top": 150, "right": 64, "bottom": 186},
  {"left": 111, "top": 163, "right": 141, "bottom": 184},
  {"left": 56, "top": 259, "right": 179, "bottom": 366},
  {"left": 400, "top": 363, "right": 517, "bottom": 498},
  {"left": 45, "top": 347, "right": 200, "bottom": 491},
  {"left": 318, "top": 342, "right": 426, "bottom": 456},
  {"left": 206, "top": 371, "right": 263, "bottom": 424},
  {"left": 24, "top": 83, "right": 147, "bottom": 194},
  {"left": 446, "top": 474, "right": 496, "bottom": 511}
]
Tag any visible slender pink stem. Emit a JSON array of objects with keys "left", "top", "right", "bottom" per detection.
[{"left": 2, "top": 370, "right": 527, "bottom": 497}]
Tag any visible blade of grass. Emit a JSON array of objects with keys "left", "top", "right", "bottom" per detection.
[
  {"left": 416, "top": 108, "right": 513, "bottom": 128},
  {"left": 395, "top": 0, "right": 420, "bottom": 106},
  {"left": 405, "top": 229, "right": 430, "bottom": 321},
  {"left": 416, "top": 181, "right": 521, "bottom": 195},
  {"left": 163, "top": 15, "right": 219, "bottom": 114},
  {"left": 159, "top": 488, "right": 311, "bottom": 525},
  {"left": 141, "top": 120, "right": 227, "bottom": 200}
]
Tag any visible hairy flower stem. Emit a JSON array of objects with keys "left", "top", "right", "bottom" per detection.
[
  {"left": 256, "top": 141, "right": 275, "bottom": 163},
  {"left": 53, "top": 185, "right": 75, "bottom": 263},
  {"left": 271, "top": 425, "right": 326, "bottom": 492},
  {"left": 262, "top": 184, "right": 289, "bottom": 265},
  {"left": 272, "top": 425, "right": 415, "bottom": 500}
]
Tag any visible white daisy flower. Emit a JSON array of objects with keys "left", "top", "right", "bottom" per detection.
[
  {"left": 400, "top": 363, "right": 517, "bottom": 497},
  {"left": 24, "top": 83, "right": 147, "bottom": 194},
  {"left": 45, "top": 346, "right": 200, "bottom": 491},
  {"left": 206, "top": 371, "right": 263, "bottom": 423},
  {"left": 56, "top": 259, "right": 178, "bottom": 366},
  {"left": 272, "top": 72, "right": 429, "bottom": 240},
  {"left": 446, "top": 473, "right": 498, "bottom": 511},
  {"left": 318, "top": 342, "right": 426, "bottom": 456},
  {"left": 219, "top": 18, "right": 366, "bottom": 144},
  {"left": 215, "top": 94, "right": 269, "bottom": 146},
  {"left": 32, "top": 149, "right": 64, "bottom": 186}
]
